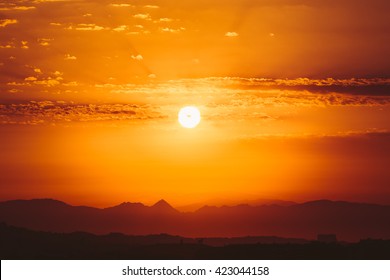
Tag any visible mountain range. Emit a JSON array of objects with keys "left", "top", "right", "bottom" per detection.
[{"left": 1, "top": 199, "right": 389, "bottom": 241}]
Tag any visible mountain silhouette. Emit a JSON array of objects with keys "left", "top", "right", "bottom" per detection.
[
  {"left": 151, "top": 199, "right": 178, "bottom": 213},
  {"left": 0, "top": 199, "right": 390, "bottom": 241},
  {"left": 176, "top": 198, "right": 296, "bottom": 212}
]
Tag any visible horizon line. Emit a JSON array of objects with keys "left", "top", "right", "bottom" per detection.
[{"left": 1, "top": 197, "right": 389, "bottom": 212}]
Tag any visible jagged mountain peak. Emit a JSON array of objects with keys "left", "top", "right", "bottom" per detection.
[{"left": 151, "top": 199, "right": 177, "bottom": 211}]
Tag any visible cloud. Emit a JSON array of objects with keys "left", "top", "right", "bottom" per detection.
[
  {"left": 0, "top": 19, "right": 18, "bottom": 27},
  {"left": 109, "top": 3, "right": 134, "bottom": 8},
  {"left": 225, "top": 31, "right": 239, "bottom": 37},
  {"left": 0, "top": 44, "right": 15, "bottom": 49},
  {"left": 0, "top": 102, "right": 164, "bottom": 125},
  {"left": 0, "top": 0, "right": 387, "bottom": 84},
  {"left": 21, "top": 41, "right": 29, "bottom": 49},
  {"left": 212, "top": 77, "right": 390, "bottom": 96},
  {"left": 92, "top": 78, "right": 390, "bottom": 108},
  {"left": 133, "top": 13, "right": 151, "bottom": 20},
  {"left": 64, "top": 54, "right": 77, "bottom": 60},
  {"left": 32, "top": 0, "right": 72, "bottom": 2},
  {"left": 127, "top": 31, "right": 140, "bottom": 35},
  {"left": 158, "top": 18, "right": 174, "bottom": 22},
  {"left": 25, "top": 76, "right": 38, "bottom": 81},
  {"left": 9, "top": 76, "right": 62, "bottom": 87},
  {"left": 38, "top": 38, "right": 52, "bottom": 46},
  {"left": 33, "top": 78, "right": 61, "bottom": 87},
  {"left": 8, "top": 88, "right": 22, "bottom": 93},
  {"left": 66, "top": 23, "right": 106, "bottom": 31},
  {"left": 113, "top": 25, "right": 128, "bottom": 32},
  {"left": 144, "top": 5, "right": 159, "bottom": 9},
  {"left": 62, "top": 81, "right": 78, "bottom": 87},
  {"left": 160, "top": 27, "right": 185, "bottom": 33},
  {"left": 0, "top": 6, "right": 36, "bottom": 11},
  {"left": 2, "top": 76, "right": 388, "bottom": 134},
  {"left": 131, "top": 54, "right": 143, "bottom": 61}
]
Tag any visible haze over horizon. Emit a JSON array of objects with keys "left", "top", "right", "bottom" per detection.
[{"left": 2, "top": 197, "right": 389, "bottom": 212}]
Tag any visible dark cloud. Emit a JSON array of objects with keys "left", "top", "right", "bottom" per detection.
[
  {"left": 0, "top": 101, "right": 164, "bottom": 125},
  {"left": 209, "top": 77, "right": 390, "bottom": 97}
]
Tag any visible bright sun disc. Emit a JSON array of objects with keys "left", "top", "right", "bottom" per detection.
[{"left": 178, "top": 106, "right": 201, "bottom": 128}]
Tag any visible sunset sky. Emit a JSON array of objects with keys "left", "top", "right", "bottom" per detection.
[{"left": 1, "top": 0, "right": 390, "bottom": 208}]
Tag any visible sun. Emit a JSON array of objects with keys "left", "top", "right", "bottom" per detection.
[{"left": 178, "top": 106, "right": 201, "bottom": 128}]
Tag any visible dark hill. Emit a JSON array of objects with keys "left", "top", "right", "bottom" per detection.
[{"left": 1, "top": 223, "right": 390, "bottom": 260}]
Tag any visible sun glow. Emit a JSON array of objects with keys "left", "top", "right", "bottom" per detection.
[{"left": 178, "top": 106, "right": 201, "bottom": 128}]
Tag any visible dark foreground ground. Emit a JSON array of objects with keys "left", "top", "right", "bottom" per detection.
[{"left": 1, "top": 223, "right": 389, "bottom": 260}]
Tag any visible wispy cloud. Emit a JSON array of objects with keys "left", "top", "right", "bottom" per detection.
[
  {"left": 0, "top": 102, "right": 164, "bottom": 125},
  {"left": 21, "top": 41, "right": 29, "bottom": 49},
  {"left": 0, "top": 19, "right": 18, "bottom": 27},
  {"left": 160, "top": 27, "right": 185, "bottom": 33},
  {"left": 32, "top": 0, "right": 73, "bottom": 2},
  {"left": 109, "top": 3, "right": 134, "bottom": 8},
  {"left": 91, "top": 78, "right": 390, "bottom": 111},
  {"left": 225, "top": 31, "right": 239, "bottom": 37},
  {"left": 208, "top": 77, "right": 390, "bottom": 96},
  {"left": 133, "top": 13, "right": 151, "bottom": 20},
  {"left": 64, "top": 54, "right": 77, "bottom": 60},
  {"left": 113, "top": 25, "right": 128, "bottom": 32},
  {"left": 66, "top": 23, "right": 106, "bottom": 31},
  {"left": 0, "top": 43, "right": 15, "bottom": 49},
  {"left": 131, "top": 54, "right": 143, "bottom": 61},
  {"left": 158, "top": 18, "right": 174, "bottom": 22},
  {"left": 144, "top": 5, "right": 159, "bottom": 9},
  {"left": 0, "top": 6, "right": 36, "bottom": 11},
  {"left": 7, "top": 71, "right": 67, "bottom": 88},
  {"left": 38, "top": 38, "right": 52, "bottom": 46}
]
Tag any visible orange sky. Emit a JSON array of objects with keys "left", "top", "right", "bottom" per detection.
[{"left": 1, "top": 0, "right": 390, "bottom": 208}]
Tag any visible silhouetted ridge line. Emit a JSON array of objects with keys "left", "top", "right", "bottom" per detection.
[
  {"left": 104, "top": 202, "right": 146, "bottom": 211},
  {"left": 1, "top": 198, "right": 70, "bottom": 207}
]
